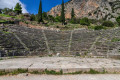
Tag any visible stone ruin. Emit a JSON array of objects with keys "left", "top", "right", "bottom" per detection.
[{"left": 0, "top": 25, "right": 120, "bottom": 58}]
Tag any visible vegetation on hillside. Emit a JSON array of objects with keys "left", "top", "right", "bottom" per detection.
[
  {"left": 37, "top": 0, "right": 43, "bottom": 23},
  {"left": 116, "top": 16, "right": 120, "bottom": 26},
  {"left": 0, "top": 0, "right": 120, "bottom": 31},
  {"left": 61, "top": 0, "right": 65, "bottom": 25},
  {"left": 14, "top": 3, "right": 22, "bottom": 15}
]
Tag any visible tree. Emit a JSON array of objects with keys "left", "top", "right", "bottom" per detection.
[
  {"left": 116, "top": 16, "right": 120, "bottom": 26},
  {"left": 61, "top": 0, "right": 65, "bottom": 25},
  {"left": 48, "top": 15, "right": 55, "bottom": 22},
  {"left": 38, "top": 0, "right": 43, "bottom": 23},
  {"left": 42, "top": 12, "right": 48, "bottom": 20},
  {"left": 2, "top": 8, "right": 13, "bottom": 14},
  {"left": 0, "top": 9, "right": 2, "bottom": 14},
  {"left": 30, "top": 14, "right": 36, "bottom": 21},
  {"left": 71, "top": 8, "right": 75, "bottom": 19},
  {"left": 14, "top": 3, "right": 22, "bottom": 15}
]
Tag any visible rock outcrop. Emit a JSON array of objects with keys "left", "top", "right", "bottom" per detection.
[{"left": 48, "top": 0, "right": 120, "bottom": 21}]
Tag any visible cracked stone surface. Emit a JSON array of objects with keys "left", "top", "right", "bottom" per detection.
[
  {"left": 0, "top": 57, "right": 120, "bottom": 73},
  {"left": 0, "top": 74, "right": 120, "bottom": 80}
]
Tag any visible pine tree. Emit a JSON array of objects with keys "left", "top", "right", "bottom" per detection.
[
  {"left": 61, "top": 0, "right": 65, "bottom": 25},
  {"left": 71, "top": 8, "right": 75, "bottom": 19},
  {"left": 14, "top": 3, "right": 22, "bottom": 15},
  {"left": 38, "top": 0, "right": 43, "bottom": 23}
]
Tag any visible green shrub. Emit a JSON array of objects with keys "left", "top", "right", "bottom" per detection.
[
  {"left": 70, "top": 18, "right": 76, "bottom": 24},
  {"left": 42, "top": 12, "right": 48, "bottom": 20},
  {"left": 0, "top": 71, "right": 7, "bottom": 76},
  {"left": 102, "top": 21, "right": 114, "bottom": 27},
  {"left": 111, "top": 38, "right": 120, "bottom": 42},
  {"left": 89, "top": 19, "right": 97, "bottom": 24},
  {"left": 48, "top": 15, "right": 55, "bottom": 22},
  {"left": 2, "top": 8, "right": 13, "bottom": 15},
  {"left": 30, "top": 14, "right": 36, "bottom": 21},
  {"left": 80, "top": 17, "right": 90, "bottom": 26},
  {"left": 69, "top": 18, "right": 80, "bottom": 24},
  {"left": 0, "top": 14, "right": 13, "bottom": 17},
  {"left": 55, "top": 15, "right": 61, "bottom": 22},
  {"left": 94, "top": 25, "right": 104, "bottom": 30},
  {"left": 116, "top": 16, "right": 120, "bottom": 26}
]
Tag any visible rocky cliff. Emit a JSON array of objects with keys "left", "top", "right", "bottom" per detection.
[{"left": 48, "top": 0, "right": 120, "bottom": 21}]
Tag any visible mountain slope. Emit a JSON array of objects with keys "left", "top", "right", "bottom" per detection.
[{"left": 48, "top": 0, "right": 120, "bottom": 21}]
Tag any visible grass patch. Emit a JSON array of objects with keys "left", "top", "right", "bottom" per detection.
[
  {"left": 85, "top": 69, "right": 107, "bottom": 74},
  {"left": 0, "top": 14, "right": 14, "bottom": 18},
  {"left": 0, "top": 69, "right": 28, "bottom": 76},
  {"left": 86, "top": 69, "right": 100, "bottom": 74},
  {"left": 2, "top": 31, "right": 11, "bottom": 34},
  {"left": 0, "top": 20, "right": 7, "bottom": 23},
  {"left": 111, "top": 38, "right": 120, "bottom": 42},
  {"left": 65, "top": 71, "right": 82, "bottom": 75},
  {"left": 48, "top": 54, "right": 53, "bottom": 57},
  {"left": 30, "top": 71, "right": 43, "bottom": 74},
  {"left": 45, "top": 69, "right": 63, "bottom": 75},
  {"left": 10, "top": 69, "right": 28, "bottom": 75},
  {"left": 0, "top": 71, "right": 7, "bottom": 76},
  {"left": 0, "top": 58, "right": 3, "bottom": 60},
  {"left": 0, "top": 68, "right": 110, "bottom": 76},
  {"left": 31, "top": 69, "right": 63, "bottom": 75}
]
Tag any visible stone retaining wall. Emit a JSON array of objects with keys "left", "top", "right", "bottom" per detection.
[{"left": 0, "top": 25, "right": 120, "bottom": 58}]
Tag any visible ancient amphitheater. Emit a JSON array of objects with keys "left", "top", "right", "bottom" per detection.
[{"left": 0, "top": 25, "right": 120, "bottom": 58}]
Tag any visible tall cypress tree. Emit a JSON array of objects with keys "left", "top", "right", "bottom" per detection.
[
  {"left": 38, "top": 0, "right": 43, "bottom": 23},
  {"left": 71, "top": 8, "right": 75, "bottom": 19},
  {"left": 61, "top": 0, "right": 65, "bottom": 25}
]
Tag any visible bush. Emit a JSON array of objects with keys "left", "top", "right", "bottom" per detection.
[
  {"left": 48, "top": 15, "right": 55, "bottom": 22},
  {"left": 116, "top": 16, "right": 120, "bottom": 26},
  {"left": 102, "top": 21, "right": 114, "bottom": 27},
  {"left": 69, "top": 18, "right": 80, "bottom": 24},
  {"left": 70, "top": 18, "right": 76, "bottom": 24},
  {"left": 89, "top": 19, "right": 98, "bottom": 24},
  {"left": 55, "top": 15, "right": 61, "bottom": 22},
  {"left": 80, "top": 17, "right": 90, "bottom": 26},
  {"left": 30, "top": 14, "right": 36, "bottom": 21},
  {"left": 42, "top": 12, "right": 48, "bottom": 20},
  {"left": 94, "top": 25, "right": 104, "bottom": 30},
  {"left": 2, "top": 8, "right": 13, "bottom": 15}
]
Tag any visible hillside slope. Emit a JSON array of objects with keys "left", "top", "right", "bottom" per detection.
[{"left": 48, "top": 0, "right": 120, "bottom": 22}]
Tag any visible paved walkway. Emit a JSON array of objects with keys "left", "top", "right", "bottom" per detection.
[
  {"left": 0, "top": 74, "right": 120, "bottom": 80},
  {"left": 0, "top": 57, "right": 120, "bottom": 73}
]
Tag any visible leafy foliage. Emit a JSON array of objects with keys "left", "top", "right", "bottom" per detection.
[
  {"left": 48, "top": 15, "right": 55, "bottom": 22},
  {"left": 0, "top": 14, "right": 13, "bottom": 17},
  {"left": 71, "top": 8, "right": 75, "bottom": 19},
  {"left": 2, "top": 8, "right": 13, "bottom": 15},
  {"left": 94, "top": 25, "right": 104, "bottom": 30},
  {"left": 102, "top": 21, "right": 114, "bottom": 27},
  {"left": 42, "top": 12, "right": 48, "bottom": 20},
  {"left": 69, "top": 18, "right": 80, "bottom": 24},
  {"left": 116, "top": 16, "right": 120, "bottom": 26},
  {"left": 61, "top": 0, "right": 65, "bottom": 25},
  {"left": 55, "top": 15, "right": 61, "bottom": 22},
  {"left": 30, "top": 14, "right": 36, "bottom": 21},
  {"left": 38, "top": 0, "right": 43, "bottom": 23},
  {"left": 80, "top": 17, "right": 90, "bottom": 26},
  {"left": 14, "top": 3, "right": 22, "bottom": 15},
  {"left": 0, "top": 9, "right": 2, "bottom": 14}
]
